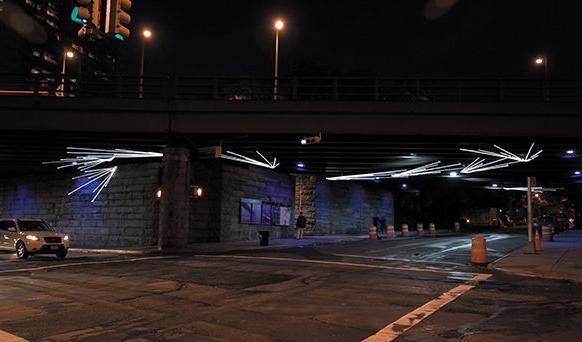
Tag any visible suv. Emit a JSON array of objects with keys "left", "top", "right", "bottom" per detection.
[{"left": 0, "top": 219, "right": 70, "bottom": 259}]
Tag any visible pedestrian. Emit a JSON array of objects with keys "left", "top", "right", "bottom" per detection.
[{"left": 295, "top": 212, "right": 307, "bottom": 240}]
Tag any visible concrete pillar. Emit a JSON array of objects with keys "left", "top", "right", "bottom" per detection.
[{"left": 158, "top": 147, "right": 191, "bottom": 250}]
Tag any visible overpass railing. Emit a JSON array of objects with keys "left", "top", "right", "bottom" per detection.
[{"left": 1, "top": 73, "right": 581, "bottom": 103}]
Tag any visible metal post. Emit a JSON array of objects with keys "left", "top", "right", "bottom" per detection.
[
  {"left": 526, "top": 176, "right": 536, "bottom": 254},
  {"left": 274, "top": 30, "right": 279, "bottom": 100},
  {"left": 139, "top": 38, "right": 145, "bottom": 98}
]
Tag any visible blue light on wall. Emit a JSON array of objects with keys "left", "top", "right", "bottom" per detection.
[{"left": 114, "top": 34, "right": 125, "bottom": 41}]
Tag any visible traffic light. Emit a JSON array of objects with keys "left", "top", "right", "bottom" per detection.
[
  {"left": 71, "top": 0, "right": 101, "bottom": 28},
  {"left": 106, "top": 0, "right": 132, "bottom": 41},
  {"left": 300, "top": 133, "right": 323, "bottom": 145}
]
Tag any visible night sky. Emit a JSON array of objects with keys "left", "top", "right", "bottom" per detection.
[{"left": 123, "top": 0, "right": 580, "bottom": 78}]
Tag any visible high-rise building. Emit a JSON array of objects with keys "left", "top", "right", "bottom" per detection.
[{"left": 0, "top": 0, "right": 117, "bottom": 78}]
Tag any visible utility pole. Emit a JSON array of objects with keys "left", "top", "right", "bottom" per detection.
[{"left": 526, "top": 176, "right": 536, "bottom": 254}]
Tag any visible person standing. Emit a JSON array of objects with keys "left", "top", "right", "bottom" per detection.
[{"left": 295, "top": 212, "right": 307, "bottom": 240}]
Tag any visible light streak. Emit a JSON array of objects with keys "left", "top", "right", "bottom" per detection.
[
  {"left": 460, "top": 143, "right": 542, "bottom": 174},
  {"left": 326, "top": 161, "right": 462, "bottom": 181},
  {"left": 45, "top": 147, "right": 163, "bottom": 202},
  {"left": 220, "top": 150, "right": 280, "bottom": 169}
]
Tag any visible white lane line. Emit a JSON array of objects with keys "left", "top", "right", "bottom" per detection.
[
  {"left": 332, "top": 253, "right": 466, "bottom": 267},
  {"left": 0, "top": 256, "right": 177, "bottom": 274},
  {"left": 362, "top": 273, "right": 492, "bottom": 342},
  {"left": 0, "top": 329, "right": 28, "bottom": 342},
  {"left": 196, "top": 255, "right": 485, "bottom": 278}
]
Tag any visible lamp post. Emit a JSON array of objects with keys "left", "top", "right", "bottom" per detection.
[
  {"left": 273, "top": 19, "right": 285, "bottom": 100},
  {"left": 57, "top": 50, "right": 75, "bottom": 97},
  {"left": 140, "top": 29, "right": 153, "bottom": 98},
  {"left": 534, "top": 55, "right": 549, "bottom": 101}
]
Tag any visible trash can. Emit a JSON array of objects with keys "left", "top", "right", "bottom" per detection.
[{"left": 259, "top": 231, "right": 270, "bottom": 246}]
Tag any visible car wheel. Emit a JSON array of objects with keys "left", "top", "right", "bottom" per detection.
[
  {"left": 56, "top": 249, "right": 68, "bottom": 258},
  {"left": 16, "top": 241, "right": 29, "bottom": 259}
]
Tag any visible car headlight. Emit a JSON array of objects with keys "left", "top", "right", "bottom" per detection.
[
  {"left": 63, "top": 235, "right": 69, "bottom": 241},
  {"left": 26, "top": 235, "right": 39, "bottom": 241}
]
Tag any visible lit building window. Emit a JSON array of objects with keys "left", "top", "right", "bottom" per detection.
[
  {"left": 32, "top": 50, "right": 41, "bottom": 57},
  {"left": 43, "top": 53, "right": 57, "bottom": 65}
]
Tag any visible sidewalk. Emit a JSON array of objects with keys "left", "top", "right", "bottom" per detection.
[
  {"left": 70, "top": 234, "right": 370, "bottom": 255},
  {"left": 489, "top": 230, "right": 582, "bottom": 283},
  {"left": 191, "top": 234, "right": 368, "bottom": 254},
  {"left": 70, "top": 230, "right": 465, "bottom": 255}
]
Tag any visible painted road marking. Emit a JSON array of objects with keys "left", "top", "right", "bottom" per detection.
[
  {"left": 0, "top": 329, "right": 28, "bottom": 342},
  {"left": 196, "top": 254, "right": 486, "bottom": 278},
  {"left": 0, "top": 256, "right": 177, "bottom": 274},
  {"left": 362, "top": 273, "right": 492, "bottom": 342},
  {"left": 332, "top": 253, "right": 466, "bottom": 266}
]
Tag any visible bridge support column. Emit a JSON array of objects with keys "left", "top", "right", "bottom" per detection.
[{"left": 158, "top": 147, "right": 191, "bottom": 250}]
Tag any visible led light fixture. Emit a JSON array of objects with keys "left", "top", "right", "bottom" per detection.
[
  {"left": 460, "top": 143, "right": 542, "bottom": 174},
  {"left": 45, "top": 147, "right": 163, "bottom": 202},
  {"left": 220, "top": 150, "right": 279, "bottom": 169},
  {"left": 326, "top": 161, "right": 462, "bottom": 181}
]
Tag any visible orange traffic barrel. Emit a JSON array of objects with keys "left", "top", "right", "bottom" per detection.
[
  {"left": 387, "top": 224, "right": 395, "bottom": 239},
  {"left": 454, "top": 222, "right": 461, "bottom": 232},
  {"left": 535, "top": 230, "right": 543, "bottom": 252},
  {"left": 402, "top": 224, "right": 410, "bottom": 237},
  {"left": 417, "top": 223, "right": 424, "bottom": 237},
  {"left": 542, "top": 225, "right": 553, "bottom": 242},
  {"left": 471, "top": 236, "right": 488, "bottom": 265},
  {"left": 429, "top": 223, "right": 436, "bottom": 236},
  {"left": 369, "top": 226, "right": 378, "bottom": 240}
]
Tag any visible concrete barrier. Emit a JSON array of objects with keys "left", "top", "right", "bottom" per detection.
[
  {"left": 471, "top": 236, "right": 487, "bottom": 265},
  {"left": 417, "top": 223, "right": 424, "bottom": 237},
  {"left": 401, "top": 223, "right": 409, "bottom": 237},
  {"left": 429, "top": 223, "right": 436, "bottom": 236},
  {"left": 387, "top": 224, "right": 395, "bottom": 239}
]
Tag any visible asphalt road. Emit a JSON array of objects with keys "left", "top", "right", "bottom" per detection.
[{"left": 1, "top": 232, "right": 581, "bottom": 341}]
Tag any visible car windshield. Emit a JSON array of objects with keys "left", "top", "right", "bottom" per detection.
[{"left": 18, "top": 220, "right": 55, "bottom": 232}]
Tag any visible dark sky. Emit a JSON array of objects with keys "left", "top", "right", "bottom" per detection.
[{"left": 121, "top": 0, "right": 581, "bottom": 78}]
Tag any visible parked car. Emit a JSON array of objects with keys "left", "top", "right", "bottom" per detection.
[
  {"left": 534, "top": 213, "right": 570, "bottom": 234},
  {"left": 0, "top": 219, "right": 70, "bottom": 259}
]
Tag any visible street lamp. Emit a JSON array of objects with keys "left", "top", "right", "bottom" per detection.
[
  {"left": 534, "top": 54, "right": 549, "bottom": 101},
  {"left": 273, "top": 18, "right": 285, "bottom": 100},
  {"left": 534, "top": 55, "right": 548, "bottom": 80},
  {"left": 61, "top": 50, "right": 75, "bottom": 75},
  {"left": 140, "top": 28, "right": 153, "bottom": 98},
  {"left": 57, "top": 49, "right": 75, "bottom": 97}
]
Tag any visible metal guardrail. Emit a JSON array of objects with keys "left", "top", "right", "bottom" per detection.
[{"left": 1, "top": 73, "right": 581, "bottom": 102}]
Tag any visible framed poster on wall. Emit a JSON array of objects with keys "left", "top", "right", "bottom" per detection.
[{"left": 240, "top": 198, "right": 262, "bottom": 224}]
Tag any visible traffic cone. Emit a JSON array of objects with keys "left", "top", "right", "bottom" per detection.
[{"left": 534, "top": 230, "right": 542, "bottom": 252}]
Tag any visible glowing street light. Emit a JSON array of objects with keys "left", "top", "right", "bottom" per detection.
[
  {"left": 534, "top": 55, "right": 549, "bottom": 80},
  {"left": 57, "top": 49, "right": 76, "bottom": 97},
  {"left": 140, "top": 28, "right": 153, "bottom": 98},
  {"left": 273, "top": 18, "right": 285, "bottom": 100}
]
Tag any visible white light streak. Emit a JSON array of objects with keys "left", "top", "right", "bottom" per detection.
[
  {"left": 45, "top": 147, "right": 163, "bottom": 202},
  {"left": 326, "top": 161, "right": 462, "bottom": 181},
  {"left": 489, "top": 186, "right": 563, "bottom": 193},
  {"left": 220, "top": 150, "right": 280, "bottom": 169},
  {"left": 460, "top": 143, "right": 542, "bottom": 174}
]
